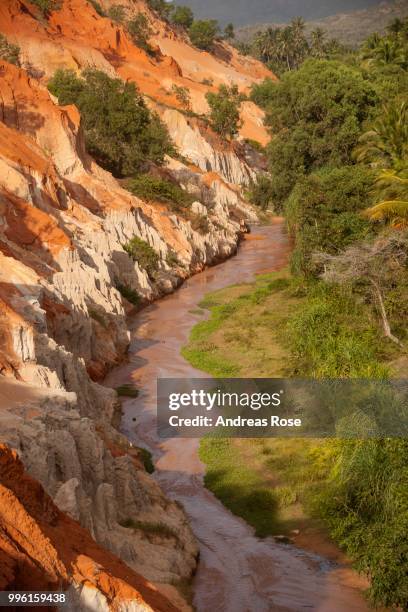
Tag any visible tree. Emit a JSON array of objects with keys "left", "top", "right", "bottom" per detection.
[
  {"left": 127, "top": 13, "right": 155, "bottom": 55},
  {"left": 262, "top": 60, "right": 377, "bottom": 209},
  {"left": 286, "top": 165, "right": 373, "bottom": 275},
  {"left": 364, "top": 169, "right": 408, "bottom": 227},
  {"left": 310, "top": 28, "right": 326, "bottom": 59},
  {"left": 171, "top": 5, "right": 194, "bottom": 29},
  {"left": 189, "top": 20, "right": 219, "bottom": 51},
  {"left": 224, "top": 23, "right": 235, "bottom": 40},
  {"left": 48, "top": 69, "right": 174, "bottom": 176},
  {"left": 317, "top": 232, "right": 408, "bottom": 345},
  {"left": 355, "top": 101, "right": 408, "bottom": 169},
  {"left": 247, "top": 175, "right": 274, "bottom": 211},
  {"left": 205, "top": 84, "right": 244, "bottom": 138}
]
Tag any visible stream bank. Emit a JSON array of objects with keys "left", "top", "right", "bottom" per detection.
[{"left": 105, "top": 222, "right": 370, "bottom": 612}]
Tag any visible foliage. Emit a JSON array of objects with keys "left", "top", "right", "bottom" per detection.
[
  {"left": 248, "top": 18, "right": 344, "bottom": 76},
  {"left": 318, "top": 231, "right": 408, "bottom": 345},
  {"left": 48, "top": 69, "right": 174, "bottom": 176},
  {"left": 171, "top": 84, "right": 191, "bottom": 110},
  {"left": 189, "top": 20, "right": 219, "bottom": 51},
  {"left": 0, "top": 34, "right": 20, "bottom": 66},
  {"left": 127, "top": 13, "right": 155, "bottom": 55},
  {"left": 287, "top": 281, "right": 389, "bottom": 379},
  {"left": 355, "top": 101, "right": 408, "bottom": 169},
  {"left": 318, "top": 438, "right": 408, "bottom": 609},
  {"left": 170, "top": 5, "right": 194, "bottom": 29},
  {"left": 365, "top": 169, "right": 408, "bottom": 227},
  {"left": 122, "top": 236, "right": 159, "bottom": 277},
  {"left": 285, "top": 165, "right": 373, "bottom": 275},
  {"left": 205, "top": 84, "right": 245, "bottom": 138},
  {"left": 224, "top": 23, "right": 235, "bottom": 40},
  {"left": 257, "top": 60, "right": 377, "bottom": 209},
  {"left": 107, "top": 4, "right": 126, "bottom": 23},
  {"left": 127, "top": 174, "right": 193, "bottom": 211},
  {"left": 146, "top": 0, "right": 172, "bottom": 18},
  {"left": 247, "top": 175, "right": 275, "bottom": 211},
  {"left": 116, "top": 283, "right": 141, "bottom": 306}
]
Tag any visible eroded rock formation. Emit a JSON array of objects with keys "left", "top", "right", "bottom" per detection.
[{"left": 0, "top": 0, "right": 273, "bottom": 606}]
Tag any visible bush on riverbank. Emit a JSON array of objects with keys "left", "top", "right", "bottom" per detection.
[{"left": 182, "top": 270, "right": 406, "bottom": 607}]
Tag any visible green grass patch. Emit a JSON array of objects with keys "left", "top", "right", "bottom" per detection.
[{"left": 183, "top": 270, "right": 396, "bottom": 548}]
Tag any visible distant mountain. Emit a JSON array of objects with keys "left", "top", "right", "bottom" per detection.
[
  {"left": 236, "top": 0, "right": 408, "bottom": 46},
  {"left": 179, "top": 0, "right": 385, "bottom": 27}
]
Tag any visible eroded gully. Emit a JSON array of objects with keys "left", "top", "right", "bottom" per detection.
[{"left": 105, "top": 222, "right": 370, "bottom": 612}]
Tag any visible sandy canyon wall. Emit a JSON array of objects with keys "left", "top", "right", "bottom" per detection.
[{"left": 0, "top": 0, "right": 272, "bottom": 606}]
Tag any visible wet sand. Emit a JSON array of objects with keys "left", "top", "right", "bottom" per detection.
[{"left": 105, "top": 223, "right": 370, "bottom": 611}]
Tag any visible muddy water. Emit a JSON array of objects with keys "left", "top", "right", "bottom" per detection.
[{"left": 106, "top": 222, "right": 369, "bottom": 612}]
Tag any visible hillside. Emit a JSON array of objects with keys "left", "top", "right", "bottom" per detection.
[
  {"left": 181, "top": 0, "right": 384, "bottom": 27},
  {"left": 0, "top": 0, "right": 272, "bottom": 607},
  {"left": 237, "top": 0, "right": 408, "bottom": 46}
]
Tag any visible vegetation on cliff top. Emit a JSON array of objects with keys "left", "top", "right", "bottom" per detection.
[{"left": 48, "top": 69, "right": 174, "bottom": 177}]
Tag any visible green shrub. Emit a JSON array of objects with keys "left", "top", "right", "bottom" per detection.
[
  {"left": 29, "top": 0, "right": 56, "bottom": 16},
  {"left": 146, "top": 0, "right": 171, "bottom": 18},
  {"left": 189, "top": 20, "right": 219, "bottom": 51},
  {"left": 48, "top": 69, "right": 174, "bottom": 176},
  {"left": 318, "top": 438, "right": 408, "bottom": 609},
  {"left": 107, "top": 4, "right": 126, "bottom": 23},
  {"left": 285, "top": 165, "right": 374, "bottom": 275},
  {"left": 171, "top": 84, "right": 191, "bottom": 109},
  {"left": 206, "top": 84, "right": 245, "bottom": 138},
  {"left": 0, "top": 34, "right": 20, "bottom": 66},
  {"left": 116, "top": 283, "right": 142, "bottom": 306},
  {"left": 170, "top": 5, "right": 194, "bottom": 29},
  {"left": 287, "top": 281, "right": 389, "bottom": 378},
  {"left": 122, "top": 236, "right": 159, "bottom": 277},
  {"left": 247, "top": 175, "right": 274, "bottom": 211},
  {"left": 127, "top": 174, "right": 193, "bottom": 212},
  {"left": 127, "top": 13, "right": 155, "bottom": 55}
]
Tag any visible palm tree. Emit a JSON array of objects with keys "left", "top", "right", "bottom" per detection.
[
  {"left": 310, "top": 27, "right": 327, "bottom": 58},
  {"left": 364, "top": 170, "right": 408, "bottom": 227},
  {"left": 290, "top": 17, "right": 307, "bottom": 68},
  {"left": 387, "top": 18, "right": 404, "bottom": 37},
  {"left": 372, "top": 38, "right": 405, "bottom": 66},
  {"left": 355, "top": 102, "right": 408, "bottom": 169}
]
